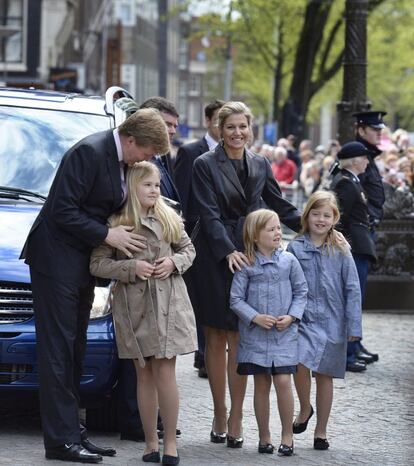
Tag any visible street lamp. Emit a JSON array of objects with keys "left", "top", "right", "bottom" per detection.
[
  {"left": 0, "top": 25, "right": 20, "bottom": 86},
  {"left": 337, "top": 0, "right": 371, "bottom": 143}
]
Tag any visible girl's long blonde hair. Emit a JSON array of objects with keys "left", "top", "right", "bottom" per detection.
[
  {"left": 243, "top": 209, "right": 280, "bottom": 263},
  {"left": 300, "top": 191, "right": 349, "bottom": 255},
  {"left": 110, "top": 161, "right": 181, "bottom": 244}
]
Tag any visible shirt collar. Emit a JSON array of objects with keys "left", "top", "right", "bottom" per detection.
[
  {"left": 255, "top": 248, "right": 282, "bottom": 265},
  {"left": 113, "top": 128, "right": 123, "bottom": 163},
  {"left": 205, "top": 132, "right": 219, "bottom": 151}
]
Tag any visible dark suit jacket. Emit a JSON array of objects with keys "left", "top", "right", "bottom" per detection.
[
  {"left": 174, "top": 137, "right": 209, "bottom": 232},
  {"left": 153, "top": 155, "right": 181, "bottom": 204},
  {"left": 21, "top": 130, "right": 123, "bottom": 282},
  {"left": 330, "top": 169, "right": 376, "bottom": 261}
]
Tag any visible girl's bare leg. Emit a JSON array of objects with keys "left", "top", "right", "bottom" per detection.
[
  {"left": 134, "top": 359, "right": 159, "bottom": 454},
  {"left": 152, "top": 357, "right": 179, "bottom": 457},
  {"left": 293, "top": 363, "right": 313, "bottom": 423},
  {"left": 314, "top": 373, "right": 333, "bottom": 439},
  {"left": 253, "top": 374, "right": 272, "bottom": 444},
  {"left": 273, "top": 374, "right": 294, "bottom": 446}
]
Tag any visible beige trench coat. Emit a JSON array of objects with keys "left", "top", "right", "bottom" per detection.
[{"left": 90, "top": 213, "right": 197, "bottom": 367}]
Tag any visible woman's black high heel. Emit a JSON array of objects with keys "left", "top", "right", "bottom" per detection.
[
  {"left": 226, "top": 434, "right": 244, "bottom": 448},
  {"left": 210, "top": 419, "right": 226, "bottom": 443},
  {"left": 293, "top": 405, "right": 314, "bottom": 434},
  {"left": 142, "top": 450, "right": 161, "bottom": 463}
]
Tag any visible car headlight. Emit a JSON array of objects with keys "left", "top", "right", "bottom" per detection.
[{"left": 90, "top": 284, "right": 112, "bottom": 319}]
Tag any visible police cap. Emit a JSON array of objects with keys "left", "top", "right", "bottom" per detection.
[
  {"left": 352, "top": 111, "right": 387, "bottom": 129},
  {"left": 337, "top": 142, "right": 371, "bottom": 160}
]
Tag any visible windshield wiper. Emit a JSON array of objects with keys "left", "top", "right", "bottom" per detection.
[{"left": 0, "top": 186, "right": 47, "bottom": 201}]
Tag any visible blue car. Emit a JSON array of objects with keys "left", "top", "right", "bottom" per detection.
[{"left": 0, "top": 87, "right": 135, "bottom": 430}]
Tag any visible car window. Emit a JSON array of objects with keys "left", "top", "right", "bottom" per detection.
[{"left": 0, "top": 106, "right": 111, "bottom": 196}]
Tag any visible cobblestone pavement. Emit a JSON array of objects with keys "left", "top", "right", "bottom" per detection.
[{"left": 0, "top": 313, "right": 413, "bottom": 466}]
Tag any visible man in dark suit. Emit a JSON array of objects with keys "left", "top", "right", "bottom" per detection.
[
  {"left": 21, "top": 109, "right": 169, "bottom": 463},
  {"left": 174, "top": 100, "right": 225, "bottom": 378},
  {"left": 330, "top": 142, "right": 377, "bottom": 373},
  {"left": 174, "top": 100, "right": 224, "bottom": 236}
]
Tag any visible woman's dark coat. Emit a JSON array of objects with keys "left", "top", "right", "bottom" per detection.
[{"left": 191, "top": 144, "right": 301, "bottom": 330}]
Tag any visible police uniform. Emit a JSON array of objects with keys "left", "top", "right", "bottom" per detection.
[
  {"left": 329, "top": 142, "right": 377, "bottom": 372},
  {"left": 354, "top": 111, "right": 387, "bottom": 226}
]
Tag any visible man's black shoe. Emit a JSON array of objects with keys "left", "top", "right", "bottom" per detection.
[
  {"left": 45, "top": 443, "right": 102, "bottom": 463},
  {"left": 360, "top": 345, "right": 379, "bottom": 362},
  {"left": 346, "top": 361, "right": 367, "bottom": 372},
  {"left": 356, "top": 349, "right": 375, "bottom": 364},
  {"left": 81, "top": 438, "right": 116, "bottom": 456},
  {"left": 120, "top": 431, "right": 145, "bottom": 442}
]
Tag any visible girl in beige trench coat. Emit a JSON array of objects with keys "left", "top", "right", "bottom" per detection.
[{"left": 90, "top": 161, "right": 197, "bottom": 465}]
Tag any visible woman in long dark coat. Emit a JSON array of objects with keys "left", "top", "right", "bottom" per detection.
[{"left": 191, "top": 101, "right": 301, "bottom": 446}]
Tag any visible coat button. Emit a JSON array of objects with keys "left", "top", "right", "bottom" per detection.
[{"left": 158, "top": 287, "right": 163, "bottom": 291}]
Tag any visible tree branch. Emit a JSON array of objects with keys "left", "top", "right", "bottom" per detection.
[{"left": 318, "top": 16, "right": 344, "bottom": 81}]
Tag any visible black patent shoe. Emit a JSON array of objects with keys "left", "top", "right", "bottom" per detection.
[
  {"left": 45, "top": 443, "right": 102, "bottom": 463},
  {"left": 81, "top": 438, "right": 116, "bottom": 457},
  {"left": 314, "top": 437, "right": 329, "bottom": 450},
  {"left": 227, "top": 434, "right": 244, "bottom": 448},
  {"left": 162, "top": 453, "right": 180, "bottom": 465},
  {"left": 346, "top": 360, "right": 367, "bottom": 372},
  {"left": 356, "top": 349, "right": 375, "bottom": 364},
  {"left": 210, "top": 418, "right": 226, "bottom": 443},
  {"left": 278, "top": 443, "right": 294, "bottom": 456},
  {"left": 293, "top": 405, "right": 314, "bottom": 434},
  {"left": 258, "top": 442, "right": 274, "bottom": 454},
  {"left": 210, "top": 430, "right": 226, "bottom": 443},
  {"left": 143, "top": 450, "right": 161, "bottom": 463},
  {"left": 360, "top": 345, "right": 379, "bottom": 362}
]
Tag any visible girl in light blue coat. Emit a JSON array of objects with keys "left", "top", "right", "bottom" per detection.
[
  {"left": 230, "top": 209, "right": 307, "bottom": 456},
  {"left": 287, "top": 191, "right": 362, "bottom": 452}
]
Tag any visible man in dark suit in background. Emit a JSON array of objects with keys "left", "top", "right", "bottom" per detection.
[
  {"left": 21, "top": 109, "right": 169, "bottom": 463},
  {"left": 139, "top": 97, "right": 181, "bottom": 204},
  {"left": 174, "top": 100, "right": 224, "bottom": 236},
  {"left": 174, "top": 100, "right": 225, "bottom": 378}
]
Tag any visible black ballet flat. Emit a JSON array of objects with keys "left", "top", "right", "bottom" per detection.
[
  {"left": 227, "top": 434, "right": 244, "bottom": 448},
  {"left": 142, "top": 450, "right": 161, "bottom": 463},
  {"left": 278, "top": 443, "right": 294, "bottom": 456},
  {"left": 161, "top": 453, "right": 180, "bottom": 465},
  {"left": 293, "top": 405, "right": 314, "bottom": 434},
  {"left": 258, "top": 442, "right": 274, "bottom": 454},
  {"left": 210, "top": 430, "right": 226, "bottom": 443},
  {"left": 314, "top": 437, "right": 329, "bottom": 450}
]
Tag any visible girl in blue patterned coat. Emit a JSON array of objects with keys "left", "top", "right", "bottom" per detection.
[
  {"left": 287, "top": 191, "right": 362, "bottom": 451},
  {"left": 230, "top": 209, "right": 307, "bottom": 456}
]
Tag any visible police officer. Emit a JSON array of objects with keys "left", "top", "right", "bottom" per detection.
[
  {"left": 330, "top": 142, "right": 377, "bottom": 372},
  {"left": 352, "top": 111, "right": 386, "bottom": 363}
]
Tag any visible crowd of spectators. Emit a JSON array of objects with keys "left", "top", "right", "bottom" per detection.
[{"left": 253, "top": 130, "right": 414, "bottom": 214}]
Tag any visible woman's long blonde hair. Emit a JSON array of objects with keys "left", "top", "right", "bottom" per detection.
[
  {"left": 300, "top": 191, "right": 349, "bottom": 255},
  {"left": 243, "top": 209, "right": 280, "bottom": 263},
  {"left": 110, "top": 161, "right": 181, "bottom": 243}
]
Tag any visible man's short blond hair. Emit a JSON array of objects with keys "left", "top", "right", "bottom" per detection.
[{"left": 118, "top": 108, "right": 169, "bottom": 155}]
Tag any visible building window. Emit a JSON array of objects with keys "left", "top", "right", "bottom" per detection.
[
  {"left": 188, "top": 101, "right": 201, "bottom": 127},
  {"left": 188, "top": 74, "right": 201, "bottom": 96},
  {"left": 0, "top": 0, "right": 26, "bottom": 67}
]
